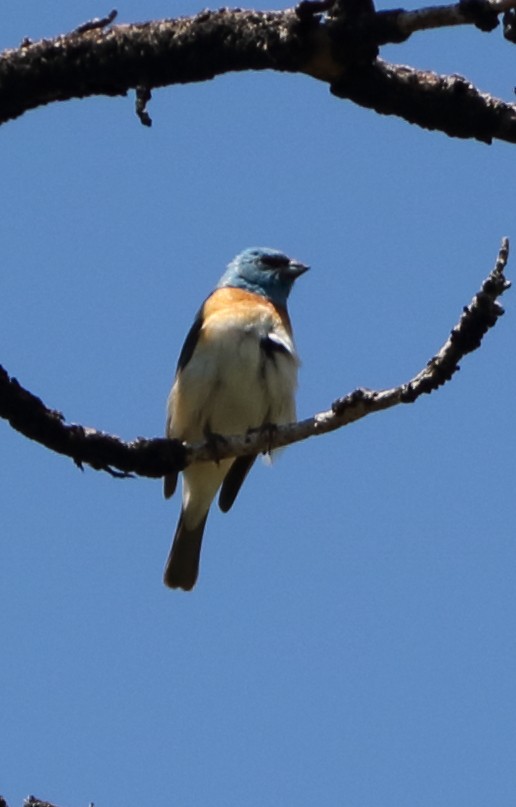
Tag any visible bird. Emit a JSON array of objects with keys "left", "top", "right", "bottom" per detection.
[{"left": 163, "top": 247, "right": 309, "bottom": 590}]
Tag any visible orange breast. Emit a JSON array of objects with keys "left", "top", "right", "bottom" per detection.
[{"left": 202, "top": 286, "right": 293, "bottom": 336}]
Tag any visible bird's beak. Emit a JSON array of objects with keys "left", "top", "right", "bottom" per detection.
[{"left": 286, "top": 260, "right": 310, "bottom": 278}]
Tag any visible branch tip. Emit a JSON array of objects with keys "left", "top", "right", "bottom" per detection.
[
  {"left": 135, "top": 86, "right": 153, "bottom": 127},
  {"left": 295, "top": 0, "right": 335, "bottom": 20},
  {"left": 503, "top": 7, "right": 516, "bottom": 40},
  {"left": 458, "top": 0, "right": 499, "bottom": 31},
  {"left": 104, "top": 466, "right": 135, "bottom": 479},
  {"left": 74, "top": 9, "right": 118, "bottom": 35}
]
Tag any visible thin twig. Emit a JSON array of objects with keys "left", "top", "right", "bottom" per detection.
[
  {"left": 392, "top": 0, "right": 506, "bottom": 36},
  {"left": 135, "top": 85, "right": 153, "bottom": 127},
  {"left": 73, "top": 9, "right": 118, "bottom": 35}
]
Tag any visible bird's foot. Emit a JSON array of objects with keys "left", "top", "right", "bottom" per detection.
[
  {"left": 257, "top": 422, "right": 278, "bottom": 455},
  {"left": 203, "top": 427, "right": 228, "bottom": 464}
]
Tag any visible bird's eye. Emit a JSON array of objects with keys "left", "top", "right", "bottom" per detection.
[{"left": 260, "top": 254, "right": 289, "bottom": 269}]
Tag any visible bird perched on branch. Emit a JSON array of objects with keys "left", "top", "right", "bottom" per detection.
[{"left": 163, "top": 247, "right": 308, "bottom": 590}]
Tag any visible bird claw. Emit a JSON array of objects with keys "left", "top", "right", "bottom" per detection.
[
  {"left": 257, "top": 422, "right": 278, "bottom": 455},
  {"left": 203, "top": 428, "right": 228, "bottom": 464}
]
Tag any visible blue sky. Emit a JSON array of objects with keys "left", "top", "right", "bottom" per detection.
[{"left": 1, "top": 3, "right": 515, "bottom": 806}]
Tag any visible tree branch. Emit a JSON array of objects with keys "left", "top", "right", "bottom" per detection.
[
  {"left": 331, "top": 59, "right": 516, "bottom": 144},
  {"left": 0, "top": 797, "right": 67, "bottom": 807},
  {"left": 372, "top": 0, "right": 513, "bottom": 38},
  {"left": 0, "top": 240, "right": 510, "bottom": 478},
  {"left": 0, "top": 2, "right": 515, "bottom": 143}
]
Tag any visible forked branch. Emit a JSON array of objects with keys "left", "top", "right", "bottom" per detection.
[{"left": 0, "top": 0, "right": 515, "bottom": 143}]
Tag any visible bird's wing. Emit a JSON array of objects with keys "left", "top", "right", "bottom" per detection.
[
  {"left": 164, "top": 302, "right": 207, "bottom": 498},
  {"left": 176, "top": 304, "right": 206, "bottom": 373}
]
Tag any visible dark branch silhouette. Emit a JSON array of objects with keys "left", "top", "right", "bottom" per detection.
[
  {"left": 1, "top": 797, "right": 69, "bottom": 807},
  {"left": 0, "top": 0, "right": 515, "bottom": 142},
  {"left": 0, "top": 240, "right": 510, "bottom": 479}
]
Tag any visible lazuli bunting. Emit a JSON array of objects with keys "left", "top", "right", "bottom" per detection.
[{"left": 163, "top": 247, "right": 308, "bottom": 590}]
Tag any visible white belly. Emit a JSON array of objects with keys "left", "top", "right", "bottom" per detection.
[{"left": 168, "top": 309, "right": 298, "bottom": 443}]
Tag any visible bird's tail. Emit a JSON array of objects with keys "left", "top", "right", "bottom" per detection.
[{"left": 163, "top": 509, "right": 208, "bottom": 591}]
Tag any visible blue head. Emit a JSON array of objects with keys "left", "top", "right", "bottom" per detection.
[{"left": 217, "top": 247, "right": 309, "bottom": 308}]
